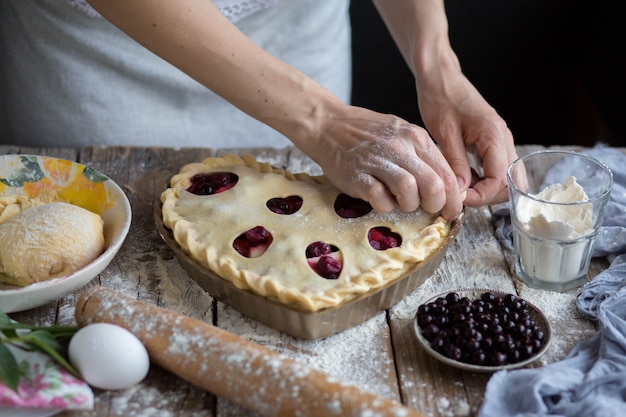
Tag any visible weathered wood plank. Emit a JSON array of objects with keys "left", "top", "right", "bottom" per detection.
[{"left": 0, "top": 146, "right": 78, "bottom": 161}]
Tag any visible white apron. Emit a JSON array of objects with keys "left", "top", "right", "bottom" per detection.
[{"left": 0, "top": 0, "right": 351, "bottom": 147}]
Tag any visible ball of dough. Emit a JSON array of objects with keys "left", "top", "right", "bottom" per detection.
[{"left": 0, "top": 202, "right": 105, "bottom": 286}]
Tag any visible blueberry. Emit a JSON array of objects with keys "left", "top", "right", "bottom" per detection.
[
  {"left": 519, "top": 344, "right": 534, "bottom": 359},
  {"left": 417, "top": 304, "right": 430, "bottom": 315},
  {"left": 430, "top": 336, "right": 446, "bottom": 352},
  {"left": 465, "top": 339, "right": 481, "bottom": 352},
  {"left": 452, "top": 313, "right": 467, "bottom": 323},
  {"left": 504, "top": 293, "right": 518, "bottom": 306},
  {"left": 423, "top": 324, "right": 440, "bottom": 341},
  {"left": 471, "top": 350, "right": 487, "bottom": 365},
  {"left": 481, "top": 292, "right": 496, "bottom": 303},
  {"left": 489, "top": 352, "right": 507, "bottom": 366},
  {"left": 446, "top": 345, "right": 463, "bottom": 361},
  {"left": 434, "top": 315, "right": 449, "bottom": 327},
  {"left": 417, "top": 314, "right": 434, "bottom": 328},
  {"left": 445, "top": 292, "right": 461, "bottom": 305}
]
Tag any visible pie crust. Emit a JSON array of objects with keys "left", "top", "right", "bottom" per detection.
[{"left": 161, "top": 154, "right": 451, "bottom": 312}]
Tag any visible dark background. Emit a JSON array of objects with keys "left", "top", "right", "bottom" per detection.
[{"left": 350, "top": 1, "right": 624, "bottom": 147}]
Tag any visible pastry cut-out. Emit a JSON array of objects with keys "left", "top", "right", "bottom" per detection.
[
  {"left": 334, "top": 193, "right": 373, "bottom": 218},
  {"left": 187, "top": 172, "right": 239, "bottom": 195},
  {"left": 233, "top": 226, "right": 273, "bottom": 258},
  {"left": 306, "top": 241, "right": 343, "bottom": 280},
  {"left": 368, "top": 227, "right": 402, "bottom": 250},
  {"left": 266, "top": 196, "right": 303, "bottom": 215}
]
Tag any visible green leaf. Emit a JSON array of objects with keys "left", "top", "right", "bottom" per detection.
[
  {"left": 22, "top": 331, "right": 80, "bottom": 377},
  {"left": 0, "top": 342, "right": 20, "bottom": 392},
  {"left": 41, "top": 325, "right": 81, "bottom": 339},
  {"left": 0, "top": 310, "right": 17, "bottom": 338},
  {"left": 0, "top": 310, "right": 11, "bottom": 325},
  {"left": 0, "top": 309, "right": 82, "bottom": 383},
  {"left": 0, "top": 321, "right": 79, "bottom": 338},
  {"left": 23, "top": 330, "right": 63, "bottom": 354}
]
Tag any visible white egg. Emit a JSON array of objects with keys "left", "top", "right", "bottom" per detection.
[{"left": 69, "top": 323, "right": 150, "bottom": 390}]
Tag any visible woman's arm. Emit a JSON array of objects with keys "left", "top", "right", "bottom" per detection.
[
  {"left": 373, "top": 0, "right": 518, "bottom": 207},
  {"left": 87, "top": 0, "right": 464, "bottom": 219},
  {"left": 87, "top": 0, "right": 334, "bottom": 146}
]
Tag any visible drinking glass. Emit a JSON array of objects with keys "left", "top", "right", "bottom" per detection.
[{"left": 507, "top": 150, "right": 613, "bottom": 291}]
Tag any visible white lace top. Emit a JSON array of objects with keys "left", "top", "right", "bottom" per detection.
[{"left": 63, "top": 0, "right": 285, "bottom": 22}]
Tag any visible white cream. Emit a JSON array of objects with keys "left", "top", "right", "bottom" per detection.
[
  {"left": 514, "top": 176, "right": 595, "bottom": 284},
  {"left": 518, "top": 176, "right": 593, "bottom": 239}
]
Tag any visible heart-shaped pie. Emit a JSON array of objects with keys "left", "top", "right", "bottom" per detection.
[{"left": 161, "top": 154, "right": 451, "bottom": 312}]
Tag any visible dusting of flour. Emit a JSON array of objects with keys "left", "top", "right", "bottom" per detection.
[{"left": 217, "top": 304, "right": 398, "bottom": 400}]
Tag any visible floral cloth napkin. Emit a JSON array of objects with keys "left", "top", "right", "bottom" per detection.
[
  {"left": 0, "top": 339, "right": 93, "bottom": 412},
  {"left": 481, "top": 145, "right": 626, "bottom": 417}
]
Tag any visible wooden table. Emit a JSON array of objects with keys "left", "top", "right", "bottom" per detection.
[{"left": 3, "top": 144, "right": 620, "bottom": 417}]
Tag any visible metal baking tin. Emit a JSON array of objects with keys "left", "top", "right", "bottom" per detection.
[{"left": 155, "top": 202, "right": 463, "bottom": 339}]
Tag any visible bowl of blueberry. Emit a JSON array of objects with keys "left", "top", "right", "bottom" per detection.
[{"left": 414, "top": 289, "right": 551, "bottom": 372}]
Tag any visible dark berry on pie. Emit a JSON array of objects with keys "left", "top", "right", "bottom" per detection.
[
  {"left": 306, "top": 241, "right": 342, "bottom": 279},
  {"left": 233, "top": 226, "right": 273, "bottom": 258},
  {"left": 316, "top": 256, "right": 342, "bottom": 280},
  {"left": 266, "top": 195, "right": 303, "bottom": 214},
  {"left": 305, "top": 241, "right": 332, "bottom": 258},
  {"left": 416, "top": 291, "right": 546, "bottom": 367},
  {"left": 187, "top": 172, "right": 239, "bottom": 195},
  {"left": 334, "top": 194, "right": 373, "bottom": 218},
  {"left": 368, "top": 227, "right": 402, "bottom": 250}
]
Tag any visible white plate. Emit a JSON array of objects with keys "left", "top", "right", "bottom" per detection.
[
  {"left": 0, "top": 155, "right": 131, "bottom": 312},
  {"left": 414, "top": 288, "right": 552, "bottom": 373}
]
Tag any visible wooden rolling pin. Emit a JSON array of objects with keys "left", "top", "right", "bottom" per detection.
[{"left": 75, "top": 286, "right": 426, "bottom": 417}]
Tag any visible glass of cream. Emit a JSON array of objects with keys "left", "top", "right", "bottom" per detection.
[{"left": 507, "top": 150, "right": 613, "bottom": 292}]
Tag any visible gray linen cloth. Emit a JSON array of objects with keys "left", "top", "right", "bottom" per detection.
[{"left": 480, "top": 145, "right": 626, "bottom": 417}]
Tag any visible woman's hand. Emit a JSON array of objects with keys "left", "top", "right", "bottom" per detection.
[
  {"left": 417, "top": 69, "right": 518, "bottom": 207},
  {"left": 373, "top": 0, "right": 518, "bottom": 208},
  {"left": 302, "top": 104, "right": 465, "bottom": 221}
]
